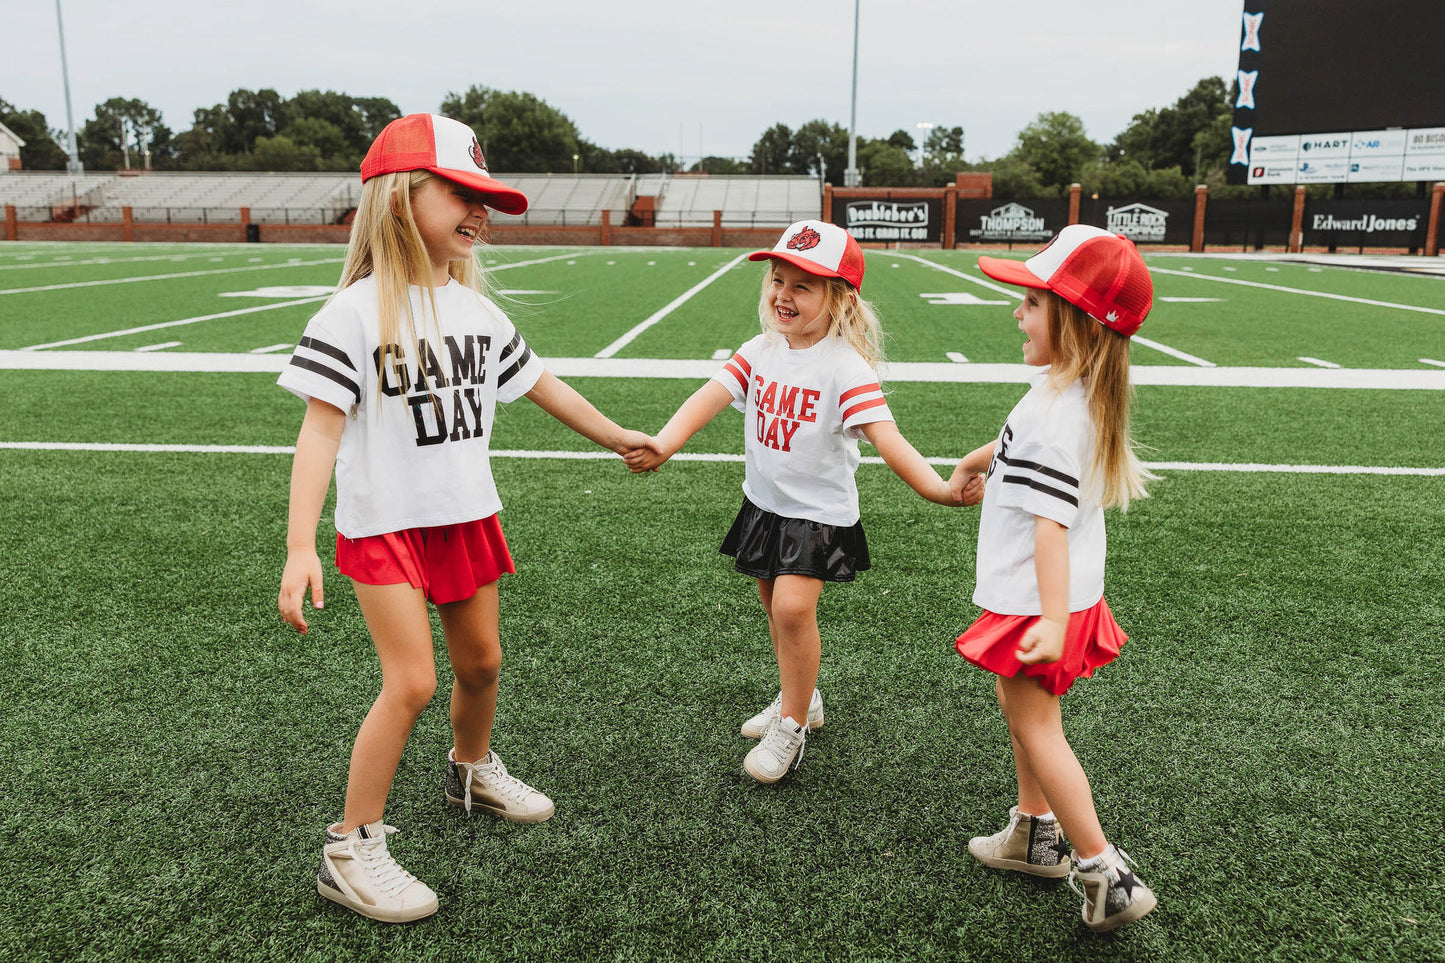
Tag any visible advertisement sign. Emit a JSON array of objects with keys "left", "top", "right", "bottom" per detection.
[
  {"left": 1302, "top": 199, "right": 1428, "bottom": 247},
  {"left": 956, "top": 199, "right": 1069, "bottom": 244},
  {"left": 838, "top": 199, "right": 942, "bottom": 243},
  {"left": 1076, "top": 200, "right": 1194, "bottom": 245}
]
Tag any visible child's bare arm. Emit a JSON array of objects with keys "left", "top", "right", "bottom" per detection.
[
  {"left": 948, "top": 440, "right": 995, "bottom": 505},
  {"left": 279, "top": 398, "right": 345, "bottom": 634},
  {"left": 1016, "top": 516, "right": 1069, "bottom": 664},
  {"left": 859, "top": 421, "right": 961, "bottom": 506},
  {"left": 526, "top": 370, "right": 659, "bottom": 455},
  {"left": 624, "top": 380, "right": 734, "bottom": 473}
]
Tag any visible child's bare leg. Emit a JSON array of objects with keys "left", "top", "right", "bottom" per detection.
[
  {"left": 756, "top": 579, "right": 783, "bottom": 668},
  {"left": 996, "top": 676, "right": 1052, "bottom": 816},
  {"left": 761, "top": 574, "right": 824, "bottom": 724},
  {"left": 438, "top": 582, "right": 502, "bottom": 763},
  {"left": 341, "top": 581, "right": 437, "bottom": 831},
  {"left": 998, "top": 672, "right": 1107, "bottom": 859}
]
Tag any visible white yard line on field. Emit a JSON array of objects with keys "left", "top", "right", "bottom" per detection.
[
  {"left": 133, "top": 342, "right": 182, "bottom": 352},
  {"left": 19, "top": 297, "right": 332, "bottom": 350},
  {"left": 2, "top": 440, "right": 1441, "bottom": 476},
  {"left": 1421, "top": 358, "right": 1445, "bottom": 368},
  {"left": 891, "top": 252, "right": 1215, "bottom": 366},
  {"left": 1149, "top": 266, "right": 1445, "bottom": 316},
  {"left": 0, "top": 258, "right": 345, "bottom": 295},
  {"left": 594, "top": 252, "right": 750, "bottom": 358},
  {"left": 4, "top": 350, "right": 1445, "bottom": 389},
  {"left": 1298, "top": 357, "right": 1341, "bottom": 368}
]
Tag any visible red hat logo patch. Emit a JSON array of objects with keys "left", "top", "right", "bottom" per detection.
[
  {"left": 786, "top": 227, "right": 822, "bottom": 252},
  {"left": 469, "top": 138, "right": 487, "bottom": 171}
]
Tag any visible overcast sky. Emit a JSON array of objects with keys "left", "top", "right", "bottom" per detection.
[{"left": 4, "top": 0, "right": 1245, "bottom": 165}]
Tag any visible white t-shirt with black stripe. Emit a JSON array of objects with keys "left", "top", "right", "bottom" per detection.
[
  {"left": 714, "top": 332, "right": 893, "bottom": 527},
  {"left": 973, "top": 369, "right": 1105, "bottom": 615},
  {"left": 277, "top": 275, "right": 543, "bottom": 539}
]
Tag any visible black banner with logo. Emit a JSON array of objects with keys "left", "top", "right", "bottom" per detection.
[
  {"left": 1077, "top": 198, "right": 1195, "bottom": 245},
  {"left": 835, "top": 198, "right": 942, "bottom": 243},
  {"left": 1301, "top": 199, "right": 1429, "bottom": 247},
  {"left": 956, "top": 199, "right": 1071, "bottom": 246},
  {"left": 1200, "top": 200, "right": 1296, "bottom": 248}
]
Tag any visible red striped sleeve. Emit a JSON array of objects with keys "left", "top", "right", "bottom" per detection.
[
  {"left": 842, "top": 396, "right": 889, "bottom": 421},
  {"left": 731, "top": 353, "right": 752, "bottom": 378},
  {"left": 722, "top": 360, "right": 749, "bottom": 392},
  {"left": 839, "top": 382, "right": 881, "bottom": 405}
]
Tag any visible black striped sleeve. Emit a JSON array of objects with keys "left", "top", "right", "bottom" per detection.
[
  {"left": 496, "top": 331, "right": 534, "bottom": 389},
  {"left": 287, "top": 354, "right": 361, "bottom": 405},
  {"left": 1000, "top": 473, "right": 1079, "bottom": 507},
  {"left": 299, "top": 335, "right": 356, "bottom": 371}
]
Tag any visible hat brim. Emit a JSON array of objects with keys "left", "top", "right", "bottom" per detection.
[
  {"left": 976, "top": 255, "right": 1047, "bottom": 289},
  {"left": 747, "top": 250, "right": 853, "bottom": 286},
  {"left": 430, "top": 168, "right": 530, "bottom": 216}
]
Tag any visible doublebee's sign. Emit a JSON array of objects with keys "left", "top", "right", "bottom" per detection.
[{"left": 842, "top": 200, "right": 940, "bottom": 242}]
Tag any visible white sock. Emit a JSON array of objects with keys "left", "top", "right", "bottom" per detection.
[
  {"left": 1030, "top": 811, "right": 1056, "bottom": 823},
  {"left": 1075, "top": 844, "right": 1114, "bottom": 871}
]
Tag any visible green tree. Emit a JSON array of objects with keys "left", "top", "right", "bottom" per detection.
[
  {"left": 789, "top": 119, "right": 849, "bottom": 179},
  {"left": 79, "top": 98, "right": 173, "bottom": 170},
  {"left": 1109, "top": 76, "right": 1230, "bottom": 179},
  {"left": 247, "top": 134, "right": 322, "bottom": 172},
  {"left": 749, "top": 124, "right": 794, "bottom": 174},
  {"left": 439, "top": 85, "right": 581, "bottom": 172},
  {"left": 856, "top": 139, "right": 913, "bottom": 187},
  {"left": 0, "top": 99, "right": 69, "bottom": 169},
  {"left": 691, "top": 155, "right": 748, "bottom": 174},
  {"left": 922, "top": 125, "right": 966, "bottom": 187},
  {"left": 885, "top": 129, "right": 916, "bottom": 152},
  {"left": 987, "top": 154, "right": 1053, "bottom": 198},
  {"left": 611, "top": 148, "right": 661, "bottom": 174},
  {"left": 1010, "top": 111, "right": 1098, "bottom": 190}
]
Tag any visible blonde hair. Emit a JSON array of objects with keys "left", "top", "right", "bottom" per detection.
[
  {"left": 756, "top": 262, "right": 885, "bottom": 368},
  {"left": 1043, "top": 291, "right": 1154, "bottom": 511},
  {"left": 336, "top": 170, "right": 489, "bottom": 402}
]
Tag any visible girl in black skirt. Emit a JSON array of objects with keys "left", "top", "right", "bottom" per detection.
[{"left": 625, "top": 219, "right": 981, "bottom": 783}]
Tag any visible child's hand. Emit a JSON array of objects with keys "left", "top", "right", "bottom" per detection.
[
  {"left": 954, "top": 472, "right": 985, "bottom": 506},
  {"left": 623, "top": 442, "right": 669, "bottom": 473},
  {"left": 278, "top": 549, "right": 324, "bottom": 634},
  {"left": 1016, "top": 616, "right": 1066, "bottom": 665}
]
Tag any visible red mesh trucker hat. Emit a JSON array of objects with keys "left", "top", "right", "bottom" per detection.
[
  {"left": 977, "top": 224, "right": 1153, "bottom": 336},
  {"left": 748, "top": 219, "right": 866, "bottom": 290},
  {"left": 360, "top": 114, "right": 528, "bottom": 216}
]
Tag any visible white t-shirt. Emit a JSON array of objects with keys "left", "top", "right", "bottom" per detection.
[
  {"left": 714, "top": 332, "right": 893, "bottom": 527},
  {"left": 973, "top": 369, "right": 1106, "bottom": 615},
  {"left": 277, "top": 275, "right": 544, "bottom": 539}
]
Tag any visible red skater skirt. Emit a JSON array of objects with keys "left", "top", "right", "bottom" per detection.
[
  {"left": 955, "top": 597, "right": 1127, "bottom": 696},
  {"left": 336, "top": 515, "right": 515, "bottom": 605}
]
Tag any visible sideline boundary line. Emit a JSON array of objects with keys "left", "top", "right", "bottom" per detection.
[
  {"left": 0, "top": 257, "right": 345, "bottom": 295},
  {"left": 1150, "top": 266, "right": 1445, "bottom": 316},
  {"left": 1, "top": 440, "right": 1440, "bottom": 476}
]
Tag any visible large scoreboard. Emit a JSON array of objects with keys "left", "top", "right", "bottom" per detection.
[{"left": 1228, "top": 0, "right": 1445, "bottom": 185}]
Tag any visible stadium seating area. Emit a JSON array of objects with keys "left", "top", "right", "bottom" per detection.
[{"left": 0, "top": 170, "right": 824, "bottom": 229}]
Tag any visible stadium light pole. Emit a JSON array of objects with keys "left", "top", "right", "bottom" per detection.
[
  {"left": 915, "top": 121, "right": 935, "bottom": 169},
  {"left": 55, "top": 0, "right": 83, "bottom": 174},
  {"left": 844, "top": 0, "right": 860, "bottom": 187}
]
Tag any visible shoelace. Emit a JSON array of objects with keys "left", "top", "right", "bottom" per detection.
[
  {"left": 350, "top": 825, "right": 417, "bottom": 897},
  {"left": 761, "top": 716, "right": 808, "bottom": 771},
  {"left": 458, "top": 754, "right": 533, "bottom": 813},
  {"left": 1067, "top": 846, "right": 1138, "bottom": 900}
]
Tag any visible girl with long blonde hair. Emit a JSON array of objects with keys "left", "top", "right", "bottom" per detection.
[
  {"left": 947, "top": 225, "right": 1158, "bottom": 932},
  {"left": 277, "top": 114, "right": 656, "bottom": 923}
]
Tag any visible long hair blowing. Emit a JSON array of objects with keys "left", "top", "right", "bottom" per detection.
[
  {"left": 1044, "top": 291, "right": 1154, "bottom": 511},
  {"left": 336, "top": 170, "right": 487, "bottom": 403},
  {"left": 756, "top": 265, "right": 885, "bottom": 368}
]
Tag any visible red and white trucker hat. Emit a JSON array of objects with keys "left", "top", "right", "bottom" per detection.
[
  {"left": 977, "top": 224, "right": 1153, "bottom": 336},
  {"left": 749, "top": 219, "right": 866, "bottom": 290},
  {"left": 360, "top": 113, "right": 528, "bottom": 216}
]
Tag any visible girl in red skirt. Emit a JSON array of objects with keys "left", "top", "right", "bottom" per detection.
[{"left": 947, "top": 225, "right": 1159, "bottom": 933}]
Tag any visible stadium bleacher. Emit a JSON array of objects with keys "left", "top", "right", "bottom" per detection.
[{"left": 0, "top": 170, "right": 823, "bottom": 230}]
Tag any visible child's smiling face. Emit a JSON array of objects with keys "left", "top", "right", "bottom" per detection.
[
  {"left": 766, "top": 261, "right": 831, "bottom": 348},
  {"left": 410, "top": 176, "right": 490, "bottom": 282},
  {"left": 1015, "top": 288, "right": 1052, "bottom": 366}
]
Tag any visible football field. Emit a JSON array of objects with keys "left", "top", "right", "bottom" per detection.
[{"left": 1, "top": 241, "right": 1442, "bottom": 961}]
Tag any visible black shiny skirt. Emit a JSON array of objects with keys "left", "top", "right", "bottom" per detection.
[{"left": 720, "top": 497, "right": 870, "bottom": 583}]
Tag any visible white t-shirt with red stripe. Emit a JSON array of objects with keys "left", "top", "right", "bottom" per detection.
[
  {"left": 973, "top": 369, "right": 1106, "bottom": 615},
  {"left": 714, "top": 332, "right": 893, "bottom": 526}
]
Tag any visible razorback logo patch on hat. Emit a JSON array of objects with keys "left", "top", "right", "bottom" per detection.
[
  {"left": 786, "top": 227, "right": 822, "bottom": 252},
  {"left": 469, "top": 138, "right": 486, "bottom": 171}
]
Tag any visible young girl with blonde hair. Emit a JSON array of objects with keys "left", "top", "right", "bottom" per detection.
[
  {"left": 626, "top": 220, "right": 977, "bottom": 783},
  {"left": 947, "top": 225, "right": 1158, "bottom": 932},
  {"left": 277, "top": 114, "right": 655, "bottom": 922}
]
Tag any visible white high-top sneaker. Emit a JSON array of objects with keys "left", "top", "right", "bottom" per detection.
[
  {"left": 445, "top": 749, "right": 555, "bottom": 824},
  {"left": 1068, "top": 844, "right": 1158, "bottom": 932},
  {"left": 317, "top": 821, "right": 438, "bottom": 923}
]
